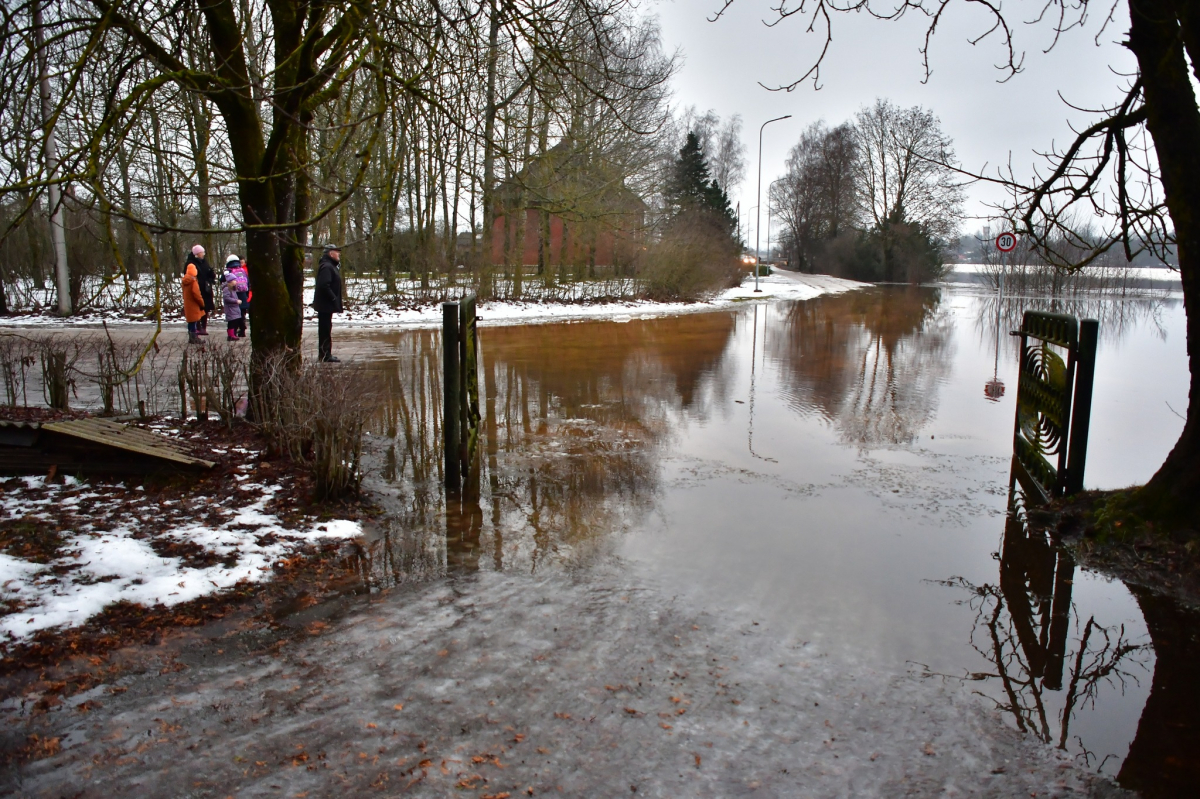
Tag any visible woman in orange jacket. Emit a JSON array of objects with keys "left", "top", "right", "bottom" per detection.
[{"left": 182, "top": 263, "right": 205, "bottom": 343}]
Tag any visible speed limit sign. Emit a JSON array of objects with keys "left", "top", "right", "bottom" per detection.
[{"left": 995, "top": 232, "right": 1017, "bottom": 252}]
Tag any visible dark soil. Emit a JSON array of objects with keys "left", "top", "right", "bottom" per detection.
[
  {"left": 1038, "top": 489, "right": 1200, "bottom": 611},
  {"left": 0, "top": 406, "right": 92, "bottom": 424},
  {"left": 0, "top": 416, "right": 378, "bottom": 706}
]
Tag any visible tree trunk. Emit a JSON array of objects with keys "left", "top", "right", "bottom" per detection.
[
  {"left": 1116, "top": 584, "right": 1200, "bottom": 794},
  {"left": 480, "top": 0, "right": 501, "bottom": 300},
  {"left": 1128, "top": 0, "right": 1200, "bottom": 526}
]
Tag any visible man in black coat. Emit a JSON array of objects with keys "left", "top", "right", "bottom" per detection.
[
  {"left": 313, "top": 244, "right": 343, "bottom": 362},
  {"left": 185, "top": 245, "right": 216, "bottom": 335}
]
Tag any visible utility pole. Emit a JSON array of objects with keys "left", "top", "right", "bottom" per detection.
[{"left": 33, "top": 0, "right": 70, "bottom": 315}]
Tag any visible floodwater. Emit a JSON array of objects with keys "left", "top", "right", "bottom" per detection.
[{"left": 346, "top": 284, "right": 1195, "bottom": 794}]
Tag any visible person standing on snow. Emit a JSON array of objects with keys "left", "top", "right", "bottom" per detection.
[
  {"left": 222, "top": 255, "right": 245, "bottom": 341},
  {"left": 313, "top": 243, "right": 343, "bottom": 362},
  {"left": 182, "top": 263, "right": 205, "bottom": 344},
  {"left": 184, "top": 244, "right": 215, "bottom": 335}
]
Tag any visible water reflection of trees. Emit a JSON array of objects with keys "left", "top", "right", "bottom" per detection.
[
  {"left": 935, "top": 478, "right": 1200, "bottom": 794},
  {"left": 931, "top": 480, "right": 1154, "bottom": 775},
  {"left": 357, "top": 313, "right": 738, "bottom": 583},
  {"left": 770, "top": 287, "right": 953, "bottom": 447},
  {"left": 1117, "top": 586, "right": 1200, "bottom": 797},
  {"left": 973, "top": 292, "right": 1178, "bottom": 358}
]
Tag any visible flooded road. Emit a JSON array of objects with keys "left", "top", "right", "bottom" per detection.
[
  {"left": 6, "top": 284, "right": 1193, "bottom": 797},
  {"left": 351, "top": 284, "right": 1191, "bottom": 791}
]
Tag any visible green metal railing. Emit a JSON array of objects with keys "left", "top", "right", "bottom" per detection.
[{"left": 1011, "top": 310, "right": 1098, "bottom": 501}]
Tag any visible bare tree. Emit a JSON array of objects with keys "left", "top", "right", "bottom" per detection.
[
  {"left": 773, "top": 120, "right": 856, "bottom": 272},
  {"left": 852, "top": 99, "right": 964, "bottom": 281}
]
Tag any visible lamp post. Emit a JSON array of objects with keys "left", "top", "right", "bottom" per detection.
[
  {"left": 755, "top": 115, "right": 791, "bottom": 292},
  {"left": 766, "top": 177, "right": 784, "bottom": 270}
]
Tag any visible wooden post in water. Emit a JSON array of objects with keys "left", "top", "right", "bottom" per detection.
[
  {"left": 443, "top": 301, "right": 461, "bottom": 489},
  {"left": 1065, "top": 319, "right": 1099, "bottom": 495}
]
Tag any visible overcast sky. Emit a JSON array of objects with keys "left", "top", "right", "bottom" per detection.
[{"left": 650, "top": 0, "right": 1137, "bottom": 240}]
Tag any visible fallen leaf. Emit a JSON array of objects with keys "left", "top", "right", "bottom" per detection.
[
  {"left": 694, "top": 753, "right": 702, "bottom": 768},
  {"left": 923, "top": 743, "right": 936, "bottom": 756},
  {"left": 623, "top": 707, "right": 639, "bottom": 716},
  {"left": 393, "top": 704, "right": 404, "bottom": 711},
  {"left": 660, "top": 723, "right": 673, "bottom": 730}
]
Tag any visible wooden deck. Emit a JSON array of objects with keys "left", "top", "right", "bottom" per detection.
[{"left": 0, "top": 418, "right": 215, "bottom": 475}]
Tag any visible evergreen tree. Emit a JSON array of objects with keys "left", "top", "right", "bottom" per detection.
[{"left": 668, "top": 132, "right": 737, "bottom": 234}]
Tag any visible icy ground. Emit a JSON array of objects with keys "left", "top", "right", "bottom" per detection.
[
  {"left": 0, "top": 271, "right": 862, "bottom": 330},
  {"left": 0, "top": 473, "right": 362, "bottom": 646},
  {"left": 0, "top": 568, "right": 1129, "bottom": 797}
]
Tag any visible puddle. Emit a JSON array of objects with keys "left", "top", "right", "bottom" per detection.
[{"left": 347, "top": 284, "right": 1192, "bottom": 793}]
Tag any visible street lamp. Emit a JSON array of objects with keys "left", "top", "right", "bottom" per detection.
[{"left": 755, "top": 114, "right": 791, "bottom": 292}]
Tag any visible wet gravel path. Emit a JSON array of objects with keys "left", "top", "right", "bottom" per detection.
[{"left": 2, "top": 568, "right": 1130, "bottom": 797}]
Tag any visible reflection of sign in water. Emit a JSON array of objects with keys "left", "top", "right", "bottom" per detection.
[
  {"left": 996, "top": 232, "right": 1017, "bottom": 252},
  {"left": 984, "top": 378, "right": 1005, "bottom": 401},
  {"left": 1012, "top": 311, "right": 1098, "bottom": 501}
]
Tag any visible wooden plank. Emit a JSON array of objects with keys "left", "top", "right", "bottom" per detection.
[
  {"left": 41, "top": 419, "right": 215, "bottom": 469},
  {"left": 58, "top": 419, "right": 205, "bottom": 461}
]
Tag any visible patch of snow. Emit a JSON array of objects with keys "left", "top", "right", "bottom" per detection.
[
  {"left": 0, "top": 478, "right": 365, "bottom": 645},
  {"left": 0, "top": 271, "right": 864, "bottom": 331}
]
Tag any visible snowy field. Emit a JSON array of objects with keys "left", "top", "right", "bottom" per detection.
[
  {"left": 944, "top": 262, "right": 1182, "bottom": 286},
  {"left": 0, "top": 270, "right": 864, "bottom": 330}
]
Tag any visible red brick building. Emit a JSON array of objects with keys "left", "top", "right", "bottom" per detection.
[{"left": 490, "top": 142, "right": 646, "bottom": 270}]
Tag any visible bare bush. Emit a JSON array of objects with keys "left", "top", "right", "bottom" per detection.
[
  {"left": 252, "top": 353, "right": 380, "bottom": 499},
  {"left": 37, "top": 336, "right": 82, "bottom": 410},
  {"left": 637, "top": 212, "right": 742, "bottom": 301},
  {"left": 0, "top": 335, "right": 38, "bottom": 406}
]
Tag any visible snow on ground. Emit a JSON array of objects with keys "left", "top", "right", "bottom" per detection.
[
  {"left": 945, "top": 262, "right": 1182, "bottom": 284},
  {"left": 0, "top": 475, "right": 363, "bottom": 645},
  {"left": 0, "top": 271, "right": 865, "bottom": 330}
]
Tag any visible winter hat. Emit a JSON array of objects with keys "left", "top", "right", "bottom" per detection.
[
  {"left": 226, "top": 254, "right": 240, "bottom": 265},
  {"left": 192, "top": 244, "right": 205, "bottom": 257},
  {"left": 323, "top": 243, "right": 341, "bottom": 252}
]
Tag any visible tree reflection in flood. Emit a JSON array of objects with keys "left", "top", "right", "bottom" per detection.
[
  {"left": 928, "top": 477, "right": 1168, "bottom": 782},
  {"left": 358, "top": 313, "right": 738, "bottom": 583},
  {"left": 771, "top": 287, "right": 953, "bottom": 447},
  {"left": 974, "top": 291, "right": 1178, "bottom": 358}
]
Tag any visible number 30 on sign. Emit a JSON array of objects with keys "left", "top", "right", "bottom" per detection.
[{"left": 995, "top": 232, "right": 1017, "bottom": 252}]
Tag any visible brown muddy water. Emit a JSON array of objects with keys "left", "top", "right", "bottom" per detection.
[{"left": 340, "top": 284, "right": 1194, "bottom": 794}]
